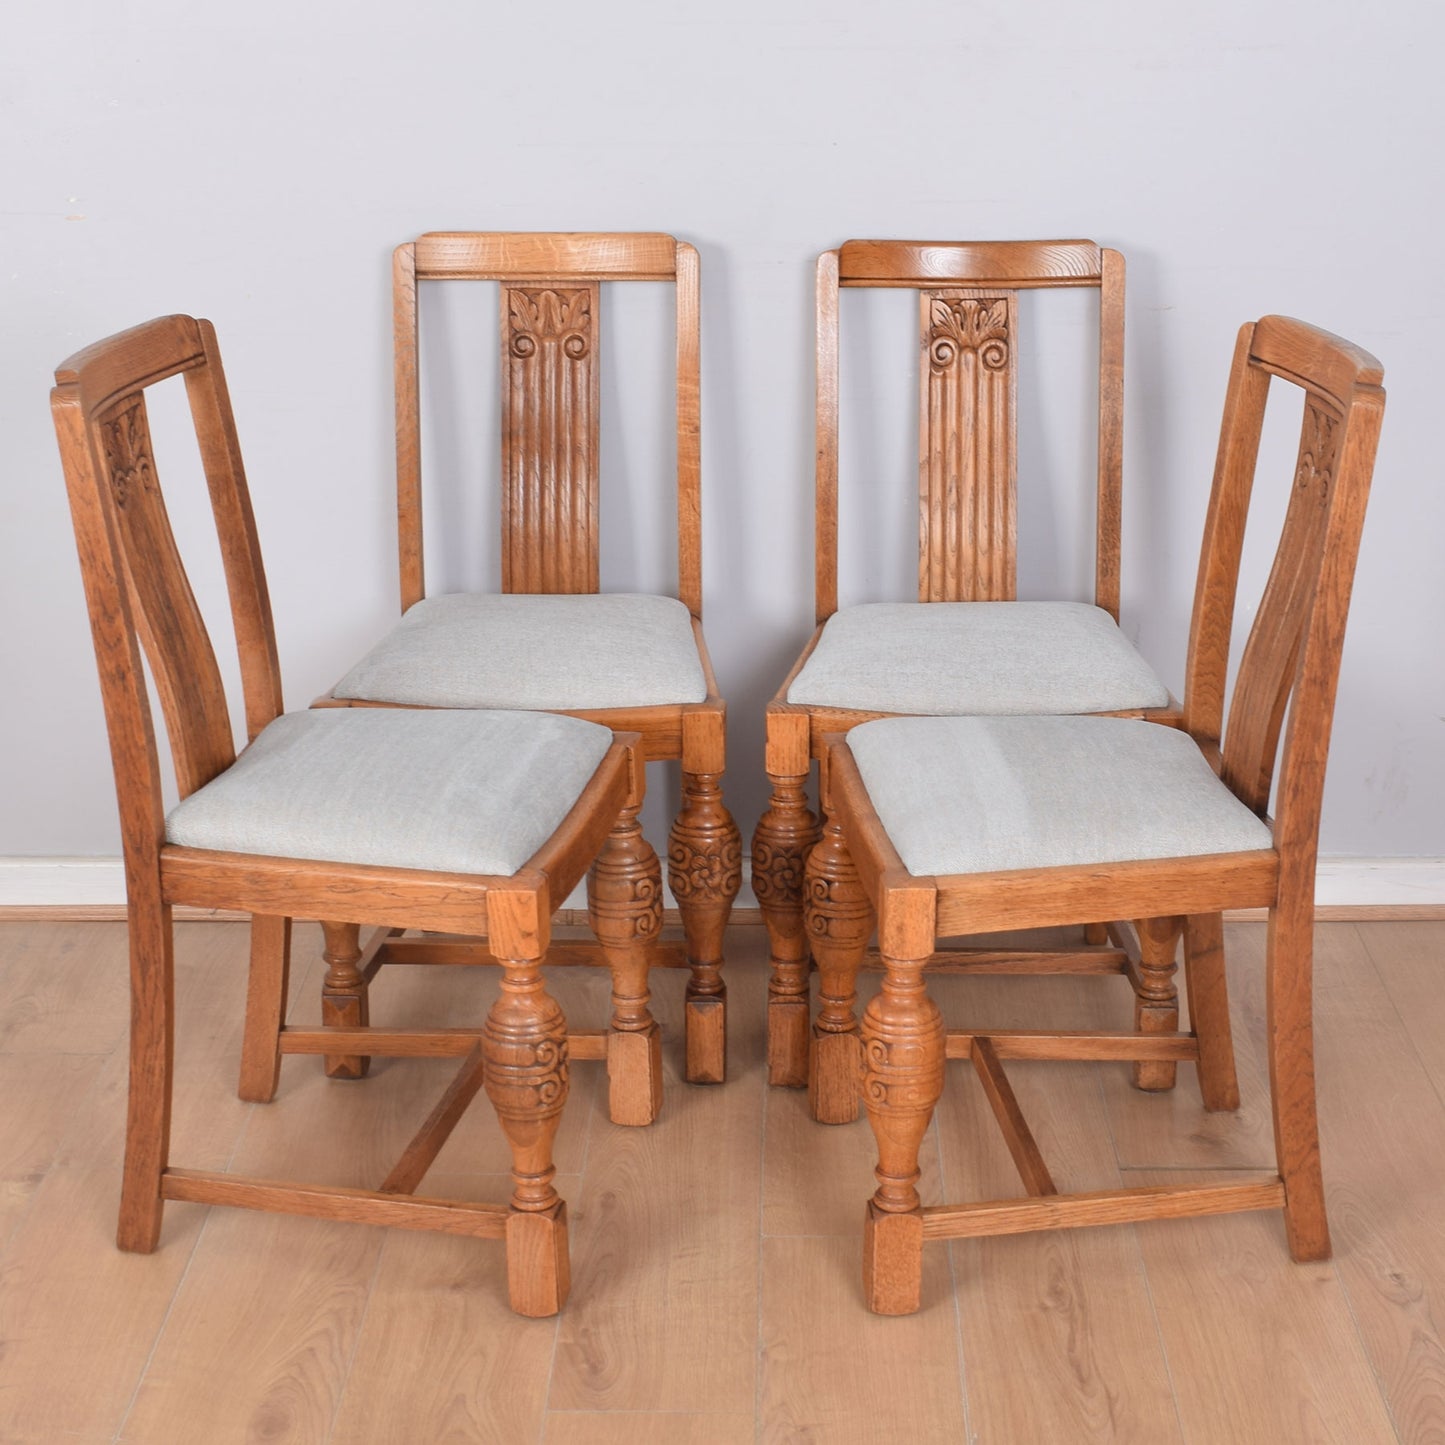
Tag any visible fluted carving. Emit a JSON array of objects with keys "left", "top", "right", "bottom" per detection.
[
  {"left": 484, "top": 959, "right": 569, "bottom": 1214},
  {"left": 919, "top": 287, "right": 1017, "bottom": 602},
  {"left": 501, "top": 281, "right": 599, "bottom": 594}
]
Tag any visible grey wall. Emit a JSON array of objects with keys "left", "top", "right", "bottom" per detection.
[{"left": 2, "top": 0, "right": 1439, "bottom": 863}]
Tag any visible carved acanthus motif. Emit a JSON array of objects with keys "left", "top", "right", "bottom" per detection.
[
  {"left": 927, "top": 296, "right": 1010, "bottom": 373},
  {"left": 98, "top": 398, "right": 154, "bottom": 511},
  {"left": 668, "top": 774, "right": 743, "bottom": 904},
  {"left": 508, "top": 288, "right": 592, "bottom": 360},
  {"left": 1296, "top": 405, "right": 1339, "bottom": 502}
]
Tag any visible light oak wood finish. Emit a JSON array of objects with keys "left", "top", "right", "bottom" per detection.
[
  {"left": 326, "top": 232, "right": 739, "bottom": 1087},
  {"left": 3, "top": 919, "right": 1442, "bottom": 1438},
  {"left": 755, "top": 240, "right": 1172, "bottom": 1092},
  {"left": 50, "top": 315, "right": 661, "bottom": 1316},
  {"left": 813, "top": 316, "right": 1385, "bottom": 1312}
]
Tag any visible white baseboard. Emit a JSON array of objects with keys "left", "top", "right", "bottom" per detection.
[
  {"left": 0, "top": 857, "right": 1440, "bottom": 914},
  {"left": 0, "top": 857, "right": 760, "bottom": 914}
]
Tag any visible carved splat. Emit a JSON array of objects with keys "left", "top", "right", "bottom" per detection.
[
  {"left": 501, "top": 283, "right": 600, "bottom": 594},
  {"left": 917, "top": 289, "right": 1018, "bottom": 601},
  {"left": 1223, "top": 401, "right": 1343, "bottom": 810},
  {"left": 95, "top": 394, "right": 233, "bottom": 796}
]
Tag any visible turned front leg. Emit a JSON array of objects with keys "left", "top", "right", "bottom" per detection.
[
  {"left": 669, "top": 757, "right": 742, "bottom": 1085},
  {"left": 321, "top": 920, "right": 369, "bottom": 1080},
  {"left": 804, "top": 811, "right": 873, "bottom": 1124},
  {"left": 589, "top": 797, "right": 665, "bottom": 1126},
  {"left": 861, "top": 952, "right": 945, "bottom": 1315},
  {"left": 1133, "top": 916, "right": 1184, "bottom": 1091},
  {"left": 484, "top": 956, "right": 571, "bottom": 1317},
  {"left": 753, "top": 767, "right": 820, "bottom": 1089}
]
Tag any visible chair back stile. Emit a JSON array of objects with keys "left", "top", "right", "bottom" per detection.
[
  {"left": 392, "top": 232, "right": 703, "bottom": 617},
  {"left": 814, "top": 239, "right": 1125, "bottom": 624},
  {"left": 1183, "top": 317, "right": 1385, "bottom": 869},
  {"left": 51, "top": 315, "right": 286, "bottom": 873}
]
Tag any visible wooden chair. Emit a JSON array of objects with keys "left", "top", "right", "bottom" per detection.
[
  {"left": 808, "top": 316, "right": 1384, "bottom": 1313},
  {"left": 52, "top": 314, "right": 668, "bottom": 1316},
  {"left": 754, "top": 239, "right": 1187, "bottom": 1116},
  {"left": 319, "top": 233, "right": 740, "bottom": 1086}
]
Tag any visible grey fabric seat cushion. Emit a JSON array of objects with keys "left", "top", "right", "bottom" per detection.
[
  {"left": 332, "top": 592, "right": 708, "bottom": 710},
  {"left": 848, "top": 715, "right": 1272, "bottom": 877},
  {"left": 787, "top": 601, "right": 1170, "bottom": 715},
  {"left": 166, "top": 709, "right": 613, "bottom": 876}
]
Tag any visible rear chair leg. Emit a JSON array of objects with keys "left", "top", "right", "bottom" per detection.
[
  {"left": 1132, "top": 916, "right": 1183, "bottom": 1091},
  {"left": 1184, "top": 912, "right": 1241, "bottom": 1111},
  {"left": 321, "top": 920, "right": 369, "bottom": 1079},
  {"left": 861, "top": 950, "right": 944, "bottom": 1315},
  {"left": 669, "top": 766, "right": 742, "bottom": 1085},
  {"left": 485, "top": 956, "right": 571, "bottom": 1317},
  {"left": 1265, "top": 899, "right": 1330, "bottom": 1261},
  {"left": 805, "top": 811, "right": 873, "bottom": 1125},
  {"left": 238, "top": 914, "right": 291, "bottom": 1103},
  {"left": 118, "top": 898, "right": 175, "bottom": 1254},
  {"left": 589, "top": 797, "right": 665, "bottom": 1126},
  {"left": 753, "top": 769, "right": 820, "bottom": 1088}
]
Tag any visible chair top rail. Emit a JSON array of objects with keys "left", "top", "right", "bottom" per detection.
[
  {"left": 56, "top": 314, "right": 208, "bottom": 418},
  {"left": 837, "top": 239, "right": 1103, "bottom": 288},
  {"left": 1249, "top": 314, "right": 1384, "bottom": 416},
  {"left": 411, "top": 232, "right": 679, "bottom": 281}
]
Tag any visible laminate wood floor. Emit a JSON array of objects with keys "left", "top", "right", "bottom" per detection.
[{"left": 0, "top": 918, "right": 1442, "bottom": 1443}]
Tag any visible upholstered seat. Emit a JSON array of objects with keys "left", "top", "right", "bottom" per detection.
[
  {"left": 787, "top": 601, "right": 1170, "bottom": 715},
  {"left": 848, "top": 714, "right": 1270, "bottom": 876},
  {"left": 166, "top": 708, "right": 612, "bottom": 875},
  {"left": 332, "top": 592, "right": 708, "bottom": 711}
]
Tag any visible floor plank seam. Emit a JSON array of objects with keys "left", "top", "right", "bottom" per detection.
[
  {"left": 933, "top": 1109, "right": 977, "bottom": 1445},
  {"left": 1318, "top": 924, "right": 1411, "bottom": 1445},
  {"left": 321, "top": 1222, "right": 394, "bottom": 1445},
  {"left": 1097, "top": 1061, "right": 1190, "bottom": 1445}
]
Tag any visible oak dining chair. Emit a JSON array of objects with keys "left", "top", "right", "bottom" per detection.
[
  {"left": 52, "top": 314, "right": 668, "bottom": 1315},
  {"left": 808, "top": 315, "right": 1384, "bottom": 1313},
  {"left": 319, "top": 232, "right": 740, "bottom": 1086},
  {"left": 755, "top": 240, "right": 1184, "bottom": 1120}
]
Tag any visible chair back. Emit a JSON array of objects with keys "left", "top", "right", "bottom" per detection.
[
  {"left": 815, "top": 239, "right": 1125, "bottom": 623},
  {"left": 1182, "top": 316, "right": 1385, "bottom": 857},
  {"left": 393, "top": 232, "right": 701, "bottom": 614},
  {"left": 51, "top": 315, "right": 282, "bottom": 869}
]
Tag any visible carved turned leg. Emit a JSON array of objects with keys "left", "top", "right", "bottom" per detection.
[
  {"left": 484, "top": 956, "right": 571, "bottom": 1317},
  {"left": 1132, "top": 916, "right": 1183, "bottom": 1091},
  {"left": 861, "top": 951, "right": 945, "bottom": 1315},
  {"left": 1184, "top": 912, "right": 1241, "bottom": 1111},
  {"left": 1083, "top": 922, "right": 1109, "bottom": 945},
  {"left": 1265, "top": 896, "right": 1330, "bottom": 1261},
  {"left": 805, "top": 812, "right": 873, "bottom": 1125},
  {"left": 753, "top": 770, "right": 820, "bottom": 1089},
  {"left": 238, "top": 914, "right": 292, "bottom": 1103},
  {"left": 589, "top": 798, "right": 665, "bottom": 1126},
  {"left": 117, "top": 898, "right": 175, "bottom": 1254},
  {"left": 321, "top": 920, "right": 369, "bottom": 1079},
  {"left": 669, "top": 768, "right": 742, "bottom": 1085}
]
